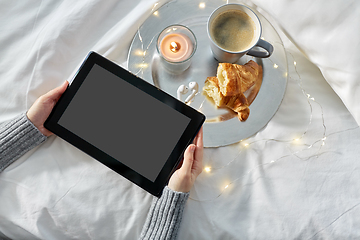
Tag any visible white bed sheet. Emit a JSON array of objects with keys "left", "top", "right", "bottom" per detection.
[{"left": 1, "top": 0, "right": 360, "bottom": 239}]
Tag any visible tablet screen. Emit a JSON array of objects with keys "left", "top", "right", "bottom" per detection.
[
  {"left": 45, "top": 51, "right": 205, "bottom": 196},
  {"left": 58, "top": 64, "right": 191, "bottom": 182}
]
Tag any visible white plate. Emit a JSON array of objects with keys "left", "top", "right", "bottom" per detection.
[{"left": 127, "top": 0, "right": 288, "bottom": 147}]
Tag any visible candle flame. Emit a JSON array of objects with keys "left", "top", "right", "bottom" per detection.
[{"left": 170, "top": 41, "right": 181, "bottom": 53}]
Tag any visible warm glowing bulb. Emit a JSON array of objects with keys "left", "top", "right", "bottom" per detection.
[
  {"left": 224, "top": 185, "right": 229, "bottom": 189},
  {"left": 273, "top": 64, "right": 278, "bottom": 69},
  {"left": 199, "top": 2, "right": 206, "bottom": 8},
  {"left": 244, "top": 143, "right": 249, "bottom": 147},
  {"left": 294, "top": 138, "right": 300, "bottom": 142},
  {"left": 135, "top": 50, "right": 145, "bottom": 56},
  {"left": 153, "top": 11, "right": 159, "bottom": 16},
  {"left": 294, "top": 61, "right": 297, "bottom": 66},
  {"left": 137, "top": 63, "right": 148, "bottom": 68},
  {"left": 170, "top": 41, "right": 181, "bottom": 53},
  {"left": 205, "top": 167, "right": 211, "bottom": 172}
]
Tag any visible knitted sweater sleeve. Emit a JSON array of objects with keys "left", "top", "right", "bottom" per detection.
[
  {"left": 0, "top": 113, "right": 47, "bottom": 172},
  {"left": 139, "top": 186, "right": 190, "bottom": 240},
  {"left": 1, "top": 114, "right": 188, "bottom": 239}
]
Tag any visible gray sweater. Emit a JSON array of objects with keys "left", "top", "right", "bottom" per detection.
[{"left": 0, "top": 113, "right": 188, "bottom": 240}]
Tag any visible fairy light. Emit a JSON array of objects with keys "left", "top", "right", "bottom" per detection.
[
  {"left": 151, "top": 2, "right": 159, "bottom": 12},
  {"left": 321, "top": 137, "right": 327, "bottom": 146},
  {"left": 132, "top": 6, "right": 360, "bottom": 202},
  {"left": 134, "top": 49, "right": 147, "bottom": 56},
  {"left": 199, "top": 2, "right": 206, "bottom": 9},
  {"left": 189, "top": 51, "right": 349, "bottom": 202},
  {"left": 137, "top": 63, "right": 148, "bottom": 68}
]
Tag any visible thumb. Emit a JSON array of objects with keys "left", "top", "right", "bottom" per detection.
[
  {"left": 181, "top": 144, "right": 196, "bottom": 173},
  {"left": 44, "top": 80, "right": 68, "bottom": 102}
]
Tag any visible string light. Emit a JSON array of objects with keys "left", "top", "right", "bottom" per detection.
[
  {"left": 136, "top": 63, "right": 148, "bottom": 68},
  {"left": 189, "top": 51, "right": 359, "bottom": 202},
  {"left": 151, "top": 2, "right": 159, "bottom": 12},
  {"left": 132, "top": 5, "right": 360, "bottom": 202}
]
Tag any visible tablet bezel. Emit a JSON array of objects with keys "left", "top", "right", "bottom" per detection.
[{"left": 44, "top": 51, "right": 205, "bottom": 196}]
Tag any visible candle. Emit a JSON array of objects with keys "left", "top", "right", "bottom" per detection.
[
  {"left": 156, "top": 25, "right": 197, "bottom": 73},
  {"left": 160, "top": 33, "right": 193, "bottom": 62}
]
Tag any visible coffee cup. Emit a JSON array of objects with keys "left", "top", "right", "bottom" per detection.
[{"left": 207, "top": 4, "right": 274, "bottom": 63}]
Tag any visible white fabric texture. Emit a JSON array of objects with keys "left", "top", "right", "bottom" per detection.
[
  {"left": 1, "top": 0, "right": 360, "bottom": 239},
  {"left": 251, "top": 0, "right": 360, "bottom": 126}
]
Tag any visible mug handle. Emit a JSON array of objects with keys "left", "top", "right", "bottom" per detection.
[{"left": 247, "top": 39, "right": 274, "bottom": 58}]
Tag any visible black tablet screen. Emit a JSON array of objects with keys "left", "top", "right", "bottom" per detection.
[{"left": 58, "top": 64, "right": 191, "bottom": 182}]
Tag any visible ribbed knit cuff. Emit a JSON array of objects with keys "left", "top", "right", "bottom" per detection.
[
  {"left": 0, "top": 113, "right": 47, "bottom": 172},
  {"left": 139, "top": 186, "right": 190, "bottom": 240}
]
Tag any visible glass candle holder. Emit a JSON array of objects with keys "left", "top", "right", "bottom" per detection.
[{"left": 156, "top": 25, "right": 197, "bottom": 73}]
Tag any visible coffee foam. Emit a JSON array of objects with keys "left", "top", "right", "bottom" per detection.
[{"left": 210, "top": 10, "right": 255, "bottom": 52}]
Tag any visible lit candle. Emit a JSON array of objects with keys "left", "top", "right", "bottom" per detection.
[
  {"left": 156, "top": 25, "right": 197, "bottom": 73},
  {"left": 160, "top": 33, "right": 193, "bottom": 62}
]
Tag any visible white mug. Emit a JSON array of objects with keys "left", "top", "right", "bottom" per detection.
[{"left": 207, "top": 4, "right": 274, "bottom": 63}]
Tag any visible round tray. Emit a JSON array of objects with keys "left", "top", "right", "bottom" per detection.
[{"left": 127, "top": 0, "right": 288, "bottom": 147}]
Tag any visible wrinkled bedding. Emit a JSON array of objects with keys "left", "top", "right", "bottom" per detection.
[{"left": 1, "top": 0, "right": 360, "bottom": 239}]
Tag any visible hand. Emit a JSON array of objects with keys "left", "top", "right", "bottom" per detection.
[
  {"left": 26, "top": 81, "right": 69, "bottom": 137},
  {"left": 168, "top": 127, "right": 204, "bottom": 193}
]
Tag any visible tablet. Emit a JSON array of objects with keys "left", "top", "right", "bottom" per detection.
[{"left": 44, "top": 51, "right": 205, "bottom": 196}]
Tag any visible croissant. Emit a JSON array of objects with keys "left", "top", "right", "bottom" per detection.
[
  {"left": 203, "top": 60, "right": 263, "bottom": 122},
  {"left": 234, "top": 60, "right": 262, "bottom": 93},
  {"left": 223, "top": 93, "right": 250, "bottom": 121},
  {"left": 204, "top": 76, "right": 250, "bottom": 121},
  {"left": 217, "top": 60, "right": 262, "bottom": 96},
  {"left": 203, "top": 76, "right": 225, "bottom": 107}
]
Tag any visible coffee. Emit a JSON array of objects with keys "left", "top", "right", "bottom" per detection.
[{"left": 210, "top": 10, "right": 255, "bottom": 52}]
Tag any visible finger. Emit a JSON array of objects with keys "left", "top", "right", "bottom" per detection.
[
  {"left": 193, "top": 127, "right": 204, "bottom": 172},
  {"left": 176, "top": 159, "right": 184, "bottom": 170},
  {"left": 196, "top": 127, "right": 203, "bottom": 148},
  {"left": 181, "top": 144, "right": 196, "bottom": 173},
  {"left": 192, "top": 126, "right": 202, "bottom": 145},
  {"left": 43, "top": 81, "right": 68, "bottom": 102}
]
